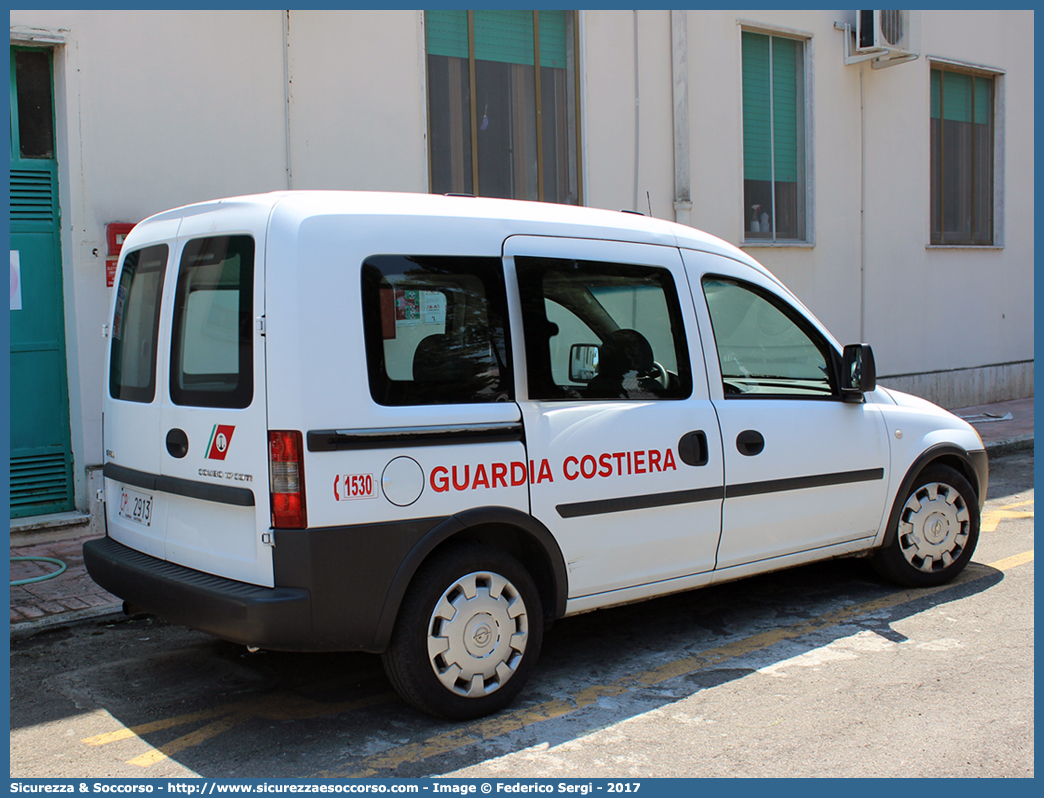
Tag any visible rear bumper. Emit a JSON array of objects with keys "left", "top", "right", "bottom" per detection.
[{"left": 83, "top": 536, "right": 312, "bottom": 650}]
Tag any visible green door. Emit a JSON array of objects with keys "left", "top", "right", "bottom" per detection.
[{"left": 9, "top": 45, "right": 74, "bottom": 518}]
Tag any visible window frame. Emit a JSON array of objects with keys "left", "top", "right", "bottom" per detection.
[
  {"left": 168, "top": 235, "right": 255, "bottom": 410},
  {"left": 739, "top": 24, "right": 815, "bottom": 247},
  {"left": 928, "top": 58, "right": 1003, "bottom": 248},
  {"left": 109, "top": 245, "right": 170, "bottom": 404},
  {"left": 423, "top": 9, "right": 584, "bottom": 205},
  {"left": 701, "top": 274, "right": 843, "bottom": 401},
  {"left": 360, "top": 254, "right": 514, "bottom": 407},
  {"left": 10, "top": 45, "right": 57, "bottom": 161},
  {"left": 515, "top": 256, "right": 694, "bottom": 402}
]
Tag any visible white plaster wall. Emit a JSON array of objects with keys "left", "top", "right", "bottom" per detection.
[
  {"left": 861, "top": 10, "right": 1035, "bottom": 380},
  {"left": 667, "top": 11, "right": 869, "bottom": 343},
  {"left": 11, "top": 9, "right": 293, "bottom": 511},
  {"left": 286, "top": 10, "right": 428, "bottom": 192},
  {"left": 580, "top": 11, "right": 638, "bottom": 213}
]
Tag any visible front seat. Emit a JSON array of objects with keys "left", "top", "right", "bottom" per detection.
[{"left": 586, "top": 328, "right": 662, "bottom": 399}]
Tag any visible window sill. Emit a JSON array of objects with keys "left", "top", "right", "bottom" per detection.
[
  {"left": 740, "top": 241, "right": 815, "bottom": 249},
  {"left": 926, "top": 244, "right": 1004, "bottom": 250}
]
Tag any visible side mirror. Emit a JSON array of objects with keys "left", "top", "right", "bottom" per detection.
[
  {"left": 569, "top": 343, "right": 600, "bottom": 382},
  {"left": 841, "top": 343, "right": 876, "bottom": 400}
]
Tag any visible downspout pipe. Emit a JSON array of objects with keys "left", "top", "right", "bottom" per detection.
[
  {"left": 633, "top": 10, "right": 640, "bottom": 213},
  {"left": 283, "top": 10, "right": 293, "bottom": 189},
  {"left": 671, "top": 10, "right": 692, "bottom": 226}
]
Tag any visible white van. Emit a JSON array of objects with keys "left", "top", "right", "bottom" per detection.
[{"left": 85, "top": 191, "right": 987, "bottom": 719}]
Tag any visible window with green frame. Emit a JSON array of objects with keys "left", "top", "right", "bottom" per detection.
[
  {"left": 425, "top": 9, "right": 581, "bottom": 205},
  {"left": 930, "top": 66, "right": 994, "bottom": 245},
  {"left": 741, "top": 31, "right": 807, "bottom": 242}
]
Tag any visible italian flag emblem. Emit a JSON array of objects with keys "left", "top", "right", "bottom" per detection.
[{"left": 206, "top": 425, "right": 236, "bottom": 460}]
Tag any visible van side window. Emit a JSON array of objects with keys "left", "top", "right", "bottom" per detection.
[
  {"left": 109, "top": 244, "right": 169, "bottom": 403},
  {"left": 361, "top": 256, "right": 513, "bottom": 406},
  {"left": 516, "top": 257, "right": 692, "bottom": 401},
  {"left": 702, "top": 277, "right": 836, "bottom": 397},
  {"left": 170, "top": 236, "right": 255, "bottom": 409}
]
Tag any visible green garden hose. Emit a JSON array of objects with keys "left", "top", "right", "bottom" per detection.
[{"left": 10, "top": 556, "right": 68, "bottom": 586}]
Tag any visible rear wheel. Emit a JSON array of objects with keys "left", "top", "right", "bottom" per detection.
[
  {"left": 381, "top": 544, "right": 543, "bottom": 719},
  {"left": 873, "top": 464, "right": 979, "bottom": 587}
]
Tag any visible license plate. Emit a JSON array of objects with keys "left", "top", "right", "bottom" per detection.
[{"left": 119, "top": 486, "right": 154, "bottom": 527}]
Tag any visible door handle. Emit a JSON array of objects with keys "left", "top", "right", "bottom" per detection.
[
  {"left": 166, "top": 428, "right": 189, "bottom": 459},
  {"left": 736, "top": 429, "right": 764, "bottom": 456},
  {"left": 678, "top": 430, "right": 709, "bottom": 466}
]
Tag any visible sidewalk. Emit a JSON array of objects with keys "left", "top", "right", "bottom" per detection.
[{"left": 9, "top": 396, "right": 1033, "bottom": 640}]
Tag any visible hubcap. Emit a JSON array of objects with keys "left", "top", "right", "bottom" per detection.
[
  {"left": 427, "top": 570, "right": 529, "bottom": 698},
  {"left": 898, "top": 482, "right": 970, "bottom": 573}
]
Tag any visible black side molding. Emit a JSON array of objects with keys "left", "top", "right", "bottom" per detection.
[
  {"left": 308, "top": 422, "right": 524, "bottom": 452},
  {"left": 555, "top": 467, "right": 885, "bottom": 519},
  {"left": 727, "top": 468, "right": 885, "bottom": 499},
  {"left": 557, "top": 486, "right": 725, "bottom": 519},
  {"left": 103, "top": 462, "right": 255, "bottom": 507}
]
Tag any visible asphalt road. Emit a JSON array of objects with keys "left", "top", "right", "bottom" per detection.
[{"left": 9, "top": 449, "right": 1034, "bottom": 779}]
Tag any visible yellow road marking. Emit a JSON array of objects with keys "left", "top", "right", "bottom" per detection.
[
  {"left": 981, "top": 500, "right": 1033, "bottom": 533},
  {"left": 82, "top": 549, "right": 1033, "bottom": 772},
  {"left": 83, "top": 706, "right": 231, "bottom": 746},
  {"left": 82, "top": 691, "right": 393, "bottom": 767},
  {"left": 128, "top": 712, "right": 250, "bottom": 767},
  {"left": 324, "top": 549, "right": 1034, "bottom": 778},
  {"left": 988, "top": 550, "right": 1034, "bottom": 571}
]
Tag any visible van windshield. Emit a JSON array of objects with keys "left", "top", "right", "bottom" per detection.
[{"left": 170, "top": 235, "right": 255, "bottom": 409}]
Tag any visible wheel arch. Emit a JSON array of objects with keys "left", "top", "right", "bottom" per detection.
[
  {"left": 371, "top": 506, "right": 569, "bottom": 652},
  {"left": 881, "top": 444, "right": 988, "bottom": 549}
]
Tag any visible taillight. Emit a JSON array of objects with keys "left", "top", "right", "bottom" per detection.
[{"left": 269, "top": 430, "right": 306, "bottom": 528}]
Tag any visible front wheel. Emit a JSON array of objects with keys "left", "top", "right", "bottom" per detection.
[
  {"left": 872, "top": 464, "right": 980, "bottom": 587},
  {"left": 381, "top": 544, "right": 543, "bottom": 720}
]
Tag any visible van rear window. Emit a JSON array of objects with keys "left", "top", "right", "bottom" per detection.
[
  {"left": 110, "top": 245, "right": 169, "bottom": 403},
  {"left": 170, "top": 236, "right": 255, "bottom": 409},
  {"left": 361, "top": 256, "right": 513, "bottom": 406}
]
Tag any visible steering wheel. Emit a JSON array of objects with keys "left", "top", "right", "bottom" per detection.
[{"left": 650, "top": 360, "right": 670, "bottom": 387}]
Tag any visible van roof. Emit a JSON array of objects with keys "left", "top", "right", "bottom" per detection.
[{"left": 136, "top": 190, "right": 771, "bottom": 277}]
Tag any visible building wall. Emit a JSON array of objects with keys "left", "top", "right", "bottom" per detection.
[
  {"left": 286, "top": 10, "right": 429, "bottom": 191},
  {"left": 8, "top": 9, "right": 1033, "bottom": 516}
]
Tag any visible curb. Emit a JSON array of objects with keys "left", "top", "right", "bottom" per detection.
[
  {"left": 10, "top": 603, "right": 125, "bottom": 642},
  {"left": 984, "top": 435, "right": 1034, "bottom": 456}
]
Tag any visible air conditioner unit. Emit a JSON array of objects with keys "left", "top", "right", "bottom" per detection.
[{"left": 856, "top": 10, "right": 920, "bottom": 56}]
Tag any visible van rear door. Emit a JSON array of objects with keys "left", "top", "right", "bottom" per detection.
[
  {"left": 158, "top": 225, "right": 272, "bottom": 586},
  {"left": 105, "top": 220, "right": 179, "bottom": 563},
  {"left": 104, "top": 205, "right": 273, "bottom": 588}
]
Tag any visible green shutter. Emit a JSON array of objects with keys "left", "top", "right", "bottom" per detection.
[
  {"left": 771, "top": 37, "right": 799, "bottom": 184},
  {"left": 426, "top": 10, "right": 568, "bottom": 68},
  {"left": 743, "top": 32, "right": 801, "bottom": 184},
  {"left": 10, "top": 168, "right": 56, "bottom": 223},
  {"left": 537, "top": 11, "right": 568, "bottom": 69},
  {"left": 930, "top": 69, "right": 942, "bottom": 119},
  {"left": 974, "top": 76, "right": 991, "bottom": 124},
  {"left": 426, "top": 10, "right": 468, "bottom": 59},
  {"left": 944, "top": 71, "right": 974, "bottom": 123},
  {"left": 931, "top": 69, "right": 992, "bottom": 124},
  {"left": 742, "top": 32, "right": 772, "bottom": 183},
  {"left": 473, "top": 10, "right": 534, "bottom": 65}
]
